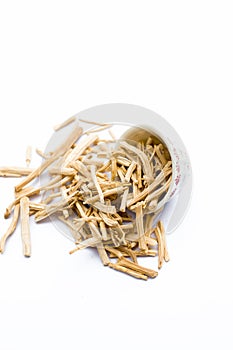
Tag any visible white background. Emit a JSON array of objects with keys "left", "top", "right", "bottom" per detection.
[{"left": 0, "top": 1, "right": 232, "bottom": 349}]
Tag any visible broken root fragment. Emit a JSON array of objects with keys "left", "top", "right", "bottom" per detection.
[{"left": 20, "top": 196, "right": 31, "bottom": 257}]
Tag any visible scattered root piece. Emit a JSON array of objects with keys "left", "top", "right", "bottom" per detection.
[
  {"left": 108, "top": 129, "right": 116, "bottom": 141},
  {"left": 20, "top": 197, "right": 31, "bottom": 257},
  {"left": 26, "top": 146, "right": 32, "bottom": 167},
  {"left": 0, "top": 167, "right": 35, "bottom": 177},
  {"left": 155, "top": 225, "right": 165, "bottom": 269},
  {"left": 36, "top": 148, "right": 51, "bottom": 159},
  {"left": 118, "top": 257, "right": 158, "bottom": 278},
  {"left": 84, "top": 124, "right": 112, "bottom": 134},
  {"left": 108, "top": 262, "right": 148, "bottom": 280},
  {"left": 78, "top": 119, "right": 109, "bottom": 127},
  {"left": 54, "top": 116, "right": 76, "bottom": 131},
  {"left": 90, "top": 165, "right": 104, "bottom": 204},
  {"left": 118, "top": 246, "right": 138, "bottom": 263},
  {"left": 96, "top": 243, "right": 110, "bottom": 266},
  {"left": 0, "top": 204, "right": 20, "bottom": 253},
  {"left": 158, "top": 220, "right": 170, "bottom": 262}
]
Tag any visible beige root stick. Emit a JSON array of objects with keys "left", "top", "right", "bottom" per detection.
[
  {"left": 28, "top": 202, "right": 45, "bottom": 211},
  {"left": 99, "top": 221, "right": 108, "bottom": 241},
  {"left": 108, "top": 262, "right": 148, "bottom": 280},
  {"left": 145, "top": 176, "right": 172, "bottom": 204},
  {"left": 26, "top": 146, "right": 32, "bottom": 167},
  {"left": 61, "top": 186, "right": 69, "bottom": 218},
  {"left": 0, "top": 167, "right": 35, "bottom": 177},
  {"left": 78, "top": 118, "right": 109, "bottom": 126},
  {"left": 105, "top": 246, "right": 124, "bottom": 259},
  {"left": 158, "top": 220, "right": 170, "bottom": 262},
  {"left": 155, "top": 144, "right": 167, "bottom": 166},
  {"left": 54, "top": 116, "right": 76, "bottom": 131},
  {"left": 110, "top": 249, "right": 157, "bottom": 258},
  {"left": 98, "top": 159, "right": 111, "bottom": 173},
  {"left": 84, "top": 124, "right": 111, "bottom": 134},
  {"left": 135, "top": 205, "right": 147, "bottom": 251},
  {"left": 84, "top": 186, "right": 126, "bottom": 205},
  {"left": 69, "top": 237, "right": 101, "bottom": 253},
  {"left": 155, "top": 226, "right": 164, "bottom": 269},
  {"left": 108, "top": 129, "right": 116, "bottom": 141},
  {"left": 125, "top": 161, "right": 137, "bottom": 182},
  {"left": 111, "top": 157, "right": 117, "bottom": 181},
  {"left": 20, "top": 197, "right": 31, "bottom": 257},
  {"left": 96, "top": 243, "right": 110, "bottom": 266},
  {"left": 90, "top": 165, "right": 104, "bottom": 204},
  {"left": 0, "top": 173, "right": 21, "bottom": 178},
  {"left": 117, "top": 167, "right": 125, "bottom": 182},
  {"left": 118, "top": 246, "right": 138, "bottom": 263},
  {"left": 40, "top": 176, "right": 71, "bottom": 192},
  {"left": 49, "top": 167, "right": 76, "bottom": 176},
  {"left": 0, "top": 204, "right": 20, "bottom": 253},
  {"left": 137, "top": 164, "right": 142, "bottom": 189},
  {"left": 35, "top": 148, "right": 51, "bottom": 159},
  {"left": 118, "top": 257, "right": 158, "bottom": 278}
]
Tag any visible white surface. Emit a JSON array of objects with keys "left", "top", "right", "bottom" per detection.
[{"left": 0, "top": 1, "right": 232, "bottom": 350}]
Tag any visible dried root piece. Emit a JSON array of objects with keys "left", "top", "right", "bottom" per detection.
[
  {"left": 108, "top": 129, "right": 116, "bottom": 141},
  {"left": 20, "top": 197, "right": 31, "bottom": 257},
  {"left": 61, "top": 186, "right": 70, "bottom": 219},
  {"left": 0, "top": 167, "right": 35, "bottom": 177},
  {"left": 36, "top": 148, "right": 51, "bottom": 159},
  {"left": 26, "top": 146, "right": 32, "bottom": 167},
  {"left": 111, "top": 157, "right": 117, "bottom": 181},
  {"left": 96, "top": 243, "right": 110, "bottom": 266},
  {"left": 99, "top": 221, "right": 108, "bottom": 241},
  {"left": 0, "top": 204, "right": 20, "bottom": 253},
  {"left": 158, "top": 220, "right": 170, "bottom": 262},
  {"left": 78, "top": 119, "right": 109, "bottom": 127},
  {"left": 108, "top": 249, "right": 157, "bottom": 259},
  {"left": 136, "top": 206, "right": 147, "bottom": 251},
  {"left": 84, "top": 124, "right": 112, "bottom": 134},
  {"left": 69, "top": 237, "right": 101, "bottom": 253},
  {"left": 118, "top": 246, "right": 138, "bottom": 263},
  {"left": 93, "top": 202, "right": 117, "bottom": 215},
  {"left": 49, "top": 167, "right": 77, "bottom": 176},
  {"left": 54, "top": 116, "right": 76, "bottom": 131},
  {"left": 125, "top": 161, "right": 137, "bottom": 182},
  {"left": 155, "top": 144, "right": 167, "bottom": 166},
  {"left": 155, "top": 226, "right": 164, "bottom": 269},
  {"left": 120, "top": 188, "right": 129, "bottom": 212},
  {"left": 90, "top": 165, "right": 104, "bottom": 204},
  {"left": 108, "top": 262, "right": 148, "bottom": 280},
  {"left": 118, "top": 257, "right": 158, "bottom": 278}
]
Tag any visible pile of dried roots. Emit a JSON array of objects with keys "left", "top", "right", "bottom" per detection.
[{"left": 0, "top": 117, "right": 172, "bottom": 280}]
